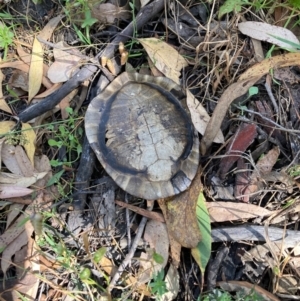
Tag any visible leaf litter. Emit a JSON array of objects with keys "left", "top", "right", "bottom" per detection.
[{"left": 1, "top": 1, "right": 300, "bottom": 301}]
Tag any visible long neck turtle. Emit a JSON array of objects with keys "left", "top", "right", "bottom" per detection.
[{"left": 85, "top": 72, "right": 199, "bottom": 199}]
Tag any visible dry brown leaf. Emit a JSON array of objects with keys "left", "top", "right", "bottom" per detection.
[
  {"left": 92, "top": 3, "right": 131, "bottom": 24},
  {"left": 161, "top": 264, "right": 180, "bottom": 301},
  {"left": 0, "top": 185, "right": 33, "bottom": 199},
  {"left": 263, "top": 171, "right": 294, "bottom": 193},
  {"left": 251, "top": 38, "right": 264, "bottom": 62},
  {"left": 139, "top": 38, "right": 188, "bottom": 84},
  {"left": 240, "top": 53, "right": 300, "bottom": 80},
  {"left": 0, "top": 60, "right": 52, "bottom": 89},
  {"left": 219, "top": 123, "right": 257, "bottom": 178},
  {"left": 207, "top": 201, "right": 272, "bottom": 222},
  {"left": 33, "top": 155, "right": 52, "bottom": 188},
  {"left": 0, "top": 65, "right": 12, "bottom": 114},
  {"left": 37, "top": 15, "right": 63, "bottom": 41},
  {"left": 35, "top": 82, "right": 62, "bottom": 98},
  {"left": 1, "top": 223, "right": 30, "bottom": 274},
  {"left": 59, "top": 89, "right": 78, "bottom": 119},
  {"left": 1, "top": 236, "right": 40, "bottom": 301},
  {"left": 2, "top": 143, "right": 23, "bottom": 175},
  {"left": 0, "top": 211, "right": 32, "bottom": 251},
  {"left": 16, "top": 44, "right": 50, "bottom": 84},
  {"left": 0, "top": 171, "right": 47, "bottom": 187},
  {"left": 17, "top": 44, "right": 32, "bottom": 65},
  {"left": 14, "top": 238, "right": 40, "bottom": 299},
  {"left": 274, "top": 67, "right": 300, "bottom": 84},
  {"left": 0, "top": 271, "right": 38, "bottom": 301},
  {"left": 187, "top": 89, "right": 224, "bottom": 143},
  {"left": 15, "top": 145, "right": 34, "bottom": 177},
  {"left": 245, "top": 147, "right": 282, "bottom": 198},
  {"left": 138, "top": 220, "right": 169, "bottom": 283},
  {"left": 163, "top": 167, "right": 202, "bottom": 248},
  {"left": 21, "top": 123, "right": 36, "bottom": 166},
  {"left": 238, "top": 22, "right": 300, "bottom": 51},
  {"left": 47, "top": 41, "right": 82, "bottom": 83},
  {"left": 234, "top": 158, "right": 251, "bottom": 202},
  {"left": 9, "top": 69, "right": 29, "bottom": 91},
  {"left": 6, "top": 203, "right": 24, "bottom": 229},
  {"left": 255, "top": 146, "right": 280, "bottom": 175},
  {"left": 157, "top": 199, "right": 181, "bottom": 268},
  {"left": 28, "top": 37, "right": 44, "bottom": 102},
  {"left": 0, "top": 120, "right": 16, "bottom": 135},
  {"left": 147, "top": 56, "right": 164, "bottom": 77}
]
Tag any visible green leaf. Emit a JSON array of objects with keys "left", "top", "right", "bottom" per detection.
[
  {"left": 149, "top": 270, "right": 167, "bottom": 296},
  {"left": 93, "top": 247, "right": 106, "bottom": 263},
  {"left": 289, "top": 0, "right": 300, "bottom": 9},
  {"left": 49, "top": 159, "right": 63, "bottom": 167},
  {"left": 48, "top": 139, "right": 63, "bottom": 147},
  {"left": 59, "top": 125, "right": 66, "bottom": 135},
  {"left": 191, "top": 191, "right": 211, "bottom": 275},
  {"left": 153, "top": 252, "right": 164, "bottom": 264},
  {"left": 218, "top": 0, "right": 243, "bottom": 19},
  {"left": 66, "top": 107, "right": 73, "bottom": 114},
  {"left": 43, "top": 233, "right": 56, "bottom": 247},
  {"left": 46, "top": 169, "right": 64, "bottom": 186},
  {"left": 248, "top": 86, "right": 258, "bottom": 96},
  {"left": 81, "top": 10, "right": 98, "bottom": 28},
  {"left": 79, "top": 267, "right": 91, "bottom": 280},
  {"left": 268, "top": 34, "right": 300, "bottom": 51}
]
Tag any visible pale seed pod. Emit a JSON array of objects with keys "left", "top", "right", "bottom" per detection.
[
  {"left": 119, "top": 42, "right": 125, "bottom": 54},
  {"left": 101, "top": 56, "right": 108, "bottom": 67},
  {"left": 106, "top": 59, "right": 116, "bottom": 75},
  {"left": 121, "top": 51, "right": 129, "bottom": 65}
]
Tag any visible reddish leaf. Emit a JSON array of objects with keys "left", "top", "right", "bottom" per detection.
[{"left": 219, "top": 123, "right": 257, "bottom": 178}]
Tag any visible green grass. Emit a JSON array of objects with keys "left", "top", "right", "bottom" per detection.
[
  {"left": 0, "top": 21, "right": 14, "bottom": 60},
  {"left": 62, "top": 0, "right": 98, "bottom": 44},
  {"left": 47, "top": 107, "right": 83, "bottom": 168}
]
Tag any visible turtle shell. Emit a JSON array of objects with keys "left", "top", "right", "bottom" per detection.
[{"left": 85, "top": 72, "right": 199, "bottom": 199}]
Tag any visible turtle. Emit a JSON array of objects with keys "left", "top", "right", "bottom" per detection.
[{"left": 85, "top": 72, "right": 199, "bottom": 200}]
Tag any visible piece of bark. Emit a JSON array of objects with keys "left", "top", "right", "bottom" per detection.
[{"left": 211, "top": 225, "right": 300, "bottom": 248}]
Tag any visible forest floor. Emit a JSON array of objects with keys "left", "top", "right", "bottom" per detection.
[{"left": 0, "top": 0, "right": 300, "bottom": 300}]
